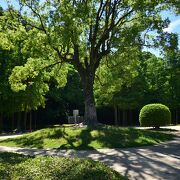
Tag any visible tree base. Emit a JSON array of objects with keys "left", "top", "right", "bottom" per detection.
[{"left": 154, "top": 126, "right": 160, "bottom": 130}]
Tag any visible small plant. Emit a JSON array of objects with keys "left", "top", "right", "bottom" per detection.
[{"left": 139, "top": 104, "right": 171, "bottom": 129}]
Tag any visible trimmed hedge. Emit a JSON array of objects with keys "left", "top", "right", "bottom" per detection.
[
  {"left": 139, "top": 104, "right": 171, "bottom": 128},
  {"left": 0, "top": 152, "right": 126, "bottom": 180}
]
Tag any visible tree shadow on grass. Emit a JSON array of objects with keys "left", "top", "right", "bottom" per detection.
[
  {"left": 0, "top": 127, "right": 66, "bottom": 148},
  {"left": 0, "top": 125, "right": 176, "bottom": 150},
  {"left": 92, "top": 127, "right": 175, "bottom": 149},
  {"left": 58, "top": 126, "right": 95, "bottom": 150},
  {"left": 57, "top": 125, "right": 173, "bottom": 150},
  {"left": 0, "top": 136, "right": 44, "bottom": 148}
]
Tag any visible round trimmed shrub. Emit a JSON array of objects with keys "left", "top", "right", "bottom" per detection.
[{"left": 139, "top": 104, "right": 171, "bottom": 128}]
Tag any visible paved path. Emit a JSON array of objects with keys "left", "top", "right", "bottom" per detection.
[
  {"left": 0, "top": 126, "right": 180, "bottom": 180},
  {"left": 0, "top": 134, "right": 25, "bottom": 140}
]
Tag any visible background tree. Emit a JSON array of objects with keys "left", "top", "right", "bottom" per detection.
[
  {"left": 162, "top": 33, "right": 180, "bottom": 122},
  {"left": 0, "top": 8, "right": 68, "bottom": 131},
  {"left": 94, "top": 46, "right": 140, "bottom": 107},
  {"left": 94, "top": 50, "right": 169, "bottom": 124}
]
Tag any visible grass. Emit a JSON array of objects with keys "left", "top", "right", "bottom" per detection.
[
  {"left": 0, "top": 152, "right": 125, "bottom": 180},
  {"left": 0, "top": 125, "right": 175, "bottom": 149}
]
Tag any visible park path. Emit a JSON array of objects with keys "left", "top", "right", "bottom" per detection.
[
  {"left": 0, "top": 126, "right": 180, "bottom": 180},
  {"left": 0, "top": 134, "right": 25, "bottom": 140}
]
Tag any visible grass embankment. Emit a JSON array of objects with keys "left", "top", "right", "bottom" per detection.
[
  {"left": 0, "top": 125, "right": 175, "bottom": 149},
  {"left": 0, "top": 152, "right": 125, "bottom": 180}
]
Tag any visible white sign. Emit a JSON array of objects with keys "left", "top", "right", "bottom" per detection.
[{"left": 73, "top": 110, "right": 79, "bottom": 117}]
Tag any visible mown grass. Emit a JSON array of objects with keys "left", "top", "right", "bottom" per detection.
[
  {"left": 0, "top": 125, "right": 175, "bottom": 149},
  {"left": 0, "top": 152, "right": 125, "bottom": 180}
]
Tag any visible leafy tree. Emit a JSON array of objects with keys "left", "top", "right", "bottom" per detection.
[
  {"left": 0, "top": 9, "right": 68, "bottom": 114},
  {"left": 6, "top": 0, "right": 179, "bottom": 125},
  {"left": 94, "top": 46, "right": 140, "bottom": 107},
  {"left": 95, "top": 51, "right": 169, "bottom": 109},
  {"left": 162, "top": 34, "right": 180, "bottom": 109}
]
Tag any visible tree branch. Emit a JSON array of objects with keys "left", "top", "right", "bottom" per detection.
[
  {"left": 95, "top": 74, "right": 104, "bottom": 86},
  {"left": 24, "top": 2, "right": 47, "bottom": 34}
]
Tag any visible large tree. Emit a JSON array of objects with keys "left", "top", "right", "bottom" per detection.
[{"left": 5, "top": 0, "right": 179, "bottom": 125}]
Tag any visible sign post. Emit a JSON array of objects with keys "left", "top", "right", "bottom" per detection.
[{"left": 73, "top": 110, "right": 79, "bottom": 124}]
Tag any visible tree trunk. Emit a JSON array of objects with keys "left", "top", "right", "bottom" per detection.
[
  {"left": 24, "top": 112, "right": 27, "bottom": 131},
  {"left": 114, "top": 105, "right": 118, "bottom": 125},
  {"left": 11, "top": 113, "right": 14, "bottom": 132},
  {"left": 29, "top": 111, "right": 32, "bottom": 132},
  {"left": 0, "top": 113, "right": 3, "bottom": 132},
  {"left": 175, "top": 109, "right": 178, "bottom": 125},
  {"left": 17, "top": 112, "right": 21, "bottom": 132},
  {"left": 34, "top": 111, "right": 37, "bottom": 130},
  {"left": 81, "top": 74, "right": 98, "bottom": 126},
  {"left": 122, "top": 110, "right": 126, "bottom": 126}
]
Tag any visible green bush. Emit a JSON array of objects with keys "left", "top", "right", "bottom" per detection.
[
  {"left": 139, "top": 104, "right": 171, "bottom": 128},
  {"left": 0, "top": 152, "right": 126, "bottom": 180}
]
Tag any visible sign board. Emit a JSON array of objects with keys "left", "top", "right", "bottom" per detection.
[{"left": 73, "top": 110, "right": 79, "bottom": 117}]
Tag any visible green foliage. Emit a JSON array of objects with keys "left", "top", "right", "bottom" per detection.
[
  {"left": 0, "top": 9, "right": 68, "bottom": 113},
  {"left": 0, "top": 152, "right": 124, "bottom": 180},
  {"left": 0, "top": 125, "right": 174, "bottom": 149},
  {"left": 95, "top": 51, "right": 170, "bottom": 109},
  {"left": 95, "top": 47, "right": 140, "bottom": 107},
  {"left": 162, "top": 34, "right": 180, "bottom": 108},
  {"left": 139, "top": 104, "right": 171, "bottom": 128},
  {"left": 0, "top": 1, "right": 179, "bottom": 124}
]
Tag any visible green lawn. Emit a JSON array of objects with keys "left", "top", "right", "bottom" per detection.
[
  {"left": 0, "top": 152, "right": 125, "bottom": 180},
  {"left": 0, "top": 125, "right": 175, "bottom": 149}
]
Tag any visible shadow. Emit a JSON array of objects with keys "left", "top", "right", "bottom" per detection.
[
  {"left": 0, "top": 125, "right": 95, "bottom": 150},
  {"left": 88, "top": 126, "right": 176, "bottom": 149},
  {"left": 47, "top": 128, "right": 63, "bottom": 139},
  {"left": 75, "top": 127, "right": 95, "bottom": 150},
  {"left": 58, "top": 126, "right": 95, "bottom": 150},
  {"left": 73, "top": 136, "right": 180, "bottom": 180},
  {"left": 0, "top": 152, "right": 32, "bottom": 165},
  {"left": 148, "top": 128, "right": 179, "bottom": 132},
  {"left": 0, "top": 152, "right": 33, "bottom": 179},
  {"left": 6, "top": 135, "right": 179, "bottom": 180},
  {"left": 0, "top": 125, "right": 177, "bottom": 151},
  {"left": 0, "top": 126, "right": 65, "bottom": 148},
  {"left": 0, "top": 136, "right": 44, "bottom": 148},
  {"left": 0, "top": 151, "right": 123, "bottom": 180}
]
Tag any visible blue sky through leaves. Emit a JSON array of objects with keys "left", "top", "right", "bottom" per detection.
[{"left": 1, "top": 0, "right": 180, "bottom": 56}]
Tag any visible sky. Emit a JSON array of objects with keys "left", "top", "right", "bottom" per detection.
[
  {"left": 147, "top": 10, "right": 180, "bottom": 56},
  {"left": 1, "top": 0, "right": 180, "bottom": 56}
]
